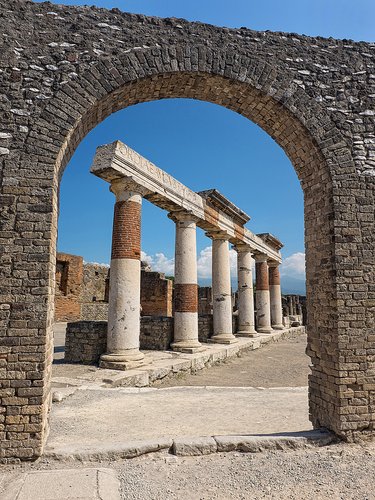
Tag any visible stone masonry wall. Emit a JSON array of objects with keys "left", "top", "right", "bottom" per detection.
[
  {"left": 65, "top": 315, "right": 239, "bottom": 362},
  {"left": 0, "top": 0, "right": 374, "bottom": 461},
  {"left": 141, "top": 271, "right": 173, "bottom": 317},
  {"left": 54, "top": 254, "right": 173, "bottom": 322}
]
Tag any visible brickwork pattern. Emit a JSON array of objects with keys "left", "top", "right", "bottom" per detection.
[
  {"left": 111, "top": 201, "right": 141, "bottom": 260},
  {"left": 269, "top": 266, "right": 281, "bottom": 286},
  {"left": 0, "top": 0, "right": 374, "bottom": 460},
  {"left": 54, "top": 253, "right": 83, "bottom": 322},
  {"left": 174, "top": 284, "right": 199, "bottom": 313},
  {"left": 256, "top": 261, "right": 269, "bottom": 291},
  {"left": 141, "top": 271, "right": 173, "bottom": 317}
]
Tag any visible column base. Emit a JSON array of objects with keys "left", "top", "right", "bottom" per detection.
[
  {"left": 99, "top": 350, "right": 145, "bottom": 371},
  {"left": 171, "top": 341, "right": 205, "bottom": 354},
  {"left": 236, "top": 330, "right": 259, "bottom": 338},
  {"left": 209, "top": 334, "right": 238, "bottom": 345},
  {"left": 257, "top": 326, "right": 273, "bottom": 334},
  {"left": 272, "top": 324, "right": 284, "bottom": 330}
]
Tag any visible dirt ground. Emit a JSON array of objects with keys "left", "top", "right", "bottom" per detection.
[
  {"left": 3, "top": 331, "right": 375, "bottom": 499},
  {"left": 157, "top": 332, "right": 309, "bottom": 388}
]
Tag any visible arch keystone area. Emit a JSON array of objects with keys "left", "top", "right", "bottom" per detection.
[{"left": 0, "top": 0, "right": 374, "bottom": 461}]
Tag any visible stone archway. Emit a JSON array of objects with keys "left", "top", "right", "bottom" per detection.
[{"left": 0, "top": 0, "right": 374, "bottom": 461}]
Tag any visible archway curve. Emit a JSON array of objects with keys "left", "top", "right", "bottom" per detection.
[{"left": 16, "top": 42, "right": 369, "bottom": 453}]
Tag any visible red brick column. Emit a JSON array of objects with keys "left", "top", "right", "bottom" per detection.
[
  {"left": 255, "top": 253, "right": 272, "bottom": 333},
  {"left": 168, "top": 212, "right": 203, "bottom": 353},
  {"left": 269, "top": 262, "right": 284, "bottom": 330},
  {"left": 100, "top": 179, "right": 145, "bottom": 370}
]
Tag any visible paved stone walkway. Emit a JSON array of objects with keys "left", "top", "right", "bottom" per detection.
[
  {"left": 1, "top": 468, "right": 120, "bottom": 500},
  {"left": 45, "top": 385, "right": 311, "bottom": 459}
]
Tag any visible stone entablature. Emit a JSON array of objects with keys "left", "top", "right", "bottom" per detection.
[{"left": 91, "top": 141, "right": 282, "bottom": 263}]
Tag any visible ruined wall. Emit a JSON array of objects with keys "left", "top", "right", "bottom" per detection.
[
  {"left": 54, "top": 253, "right": 83, "bottom": 322},
  {"left": 141, "top": 271, "right": 173, "bottom": 317},
  {"left": 65, "top": 314, "right": 240, "bottom": 361},
  {"left": 81, "top": 263, "right": 109, "bottom": 303},
  {"left": 1, "top": 0, "right": 374, "bottom": 461},
  {"left": 198, "top": 287, "right": 212, "bottom": 315},
  {"left": 54, "top": 254, "right": 172, "bottom": 322}
]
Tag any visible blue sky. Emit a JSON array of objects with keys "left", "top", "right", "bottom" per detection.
[{"left": 33, "top": 0, "right": 375, "bottom": 285}]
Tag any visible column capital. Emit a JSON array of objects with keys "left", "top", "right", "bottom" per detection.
[
  {"left": 167, "top": 210, "right": 200, "bottom": 223},
  {"left": 205, "top": 230, "right": 229, "bottom": 241},
  {"left": 234, "top": 243, "right": 254, "bottom": 254},
  {"left": 268, "top": 260, "right": 280, "bottom": 268},
  {"left": 254, "top": 252, "right": 268, "bottom": 263},
  {"left": 110, "top": 177, "right": 149, "bottom": 200}
]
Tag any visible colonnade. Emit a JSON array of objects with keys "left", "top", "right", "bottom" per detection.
[{"left": 100, "top": 179, "right": 284, "bottom": 370}]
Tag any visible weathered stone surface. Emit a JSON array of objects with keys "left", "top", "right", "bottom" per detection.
[
  {"left": 214, "top": 431, "right": 335, "bottom": 453},
  {"left": 2, "top": 468, "right": 121, "bottom": 500},
  {"left": 172, "top": 436, "right": 218, "bottom": 456},
  {"left": 0, "top": 0, "right": 374, "bottom": 461}
]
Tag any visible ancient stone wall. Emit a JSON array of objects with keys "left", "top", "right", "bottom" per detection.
[
  {"left": 65, "top": 315, "right": 239, "bottom": 361},
  {"left": 81, "top": 263, "right": 109, "bottom": 304},
  {"left": 0, "top": 0, "right": 374, "bottom": 461},
  {"left": 198, "top": 287, "right": 213, "bottom": 315},
  {"left": 54, "top": 253, "right": 172, "bottom": 322},
  {"left": 65, "top": 321, "right": 107, "bottom": 364},
  {"left": 54, "top": 253, "right": 83, "bottom": 322},
  {"left": 141, "top": 271, "right": 173, "bottom": 317},
  {"left": 140, "top": 316, "right": 174, "bottom": 351}
]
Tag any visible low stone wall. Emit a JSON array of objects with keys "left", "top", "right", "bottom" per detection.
[
  {"left": 65, "top": 321, "right": 107, "bottom": 364},
  {"left": 141, "top": 316, "right": 173, "bottom": 351},
  {"left": 65, "top": 314, "right": 242, "bottom": 364}
]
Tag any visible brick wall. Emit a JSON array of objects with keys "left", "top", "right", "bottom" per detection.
[
  {"left": 54, "top": 253, "right": 83, "bottom": 322},
  {"left": 141, "top": 271, "right": 173, "bottom": 317},
  {"left": 54, "top": 254, "right": 173, "bottom": 321},
  {"left": 2, "top": 0, "right": 375, "bottom": 460}
]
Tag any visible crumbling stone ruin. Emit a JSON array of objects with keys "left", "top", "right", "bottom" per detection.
[
  {"left": 0, "top": 0, "right": 374, "bottom": 461},
  {"left": 54, "top": 252, "right": 172, "bottom": 321}
]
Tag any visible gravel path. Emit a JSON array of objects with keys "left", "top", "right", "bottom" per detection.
[
  {"left": 157, "top": 332, "right": 309, "bottom": 388},
  {"left": 2, "top": 332, "right": 374, "bottom": 499},
  {"left": 116, "top": 442, "right": 375, "bottom": 500}
]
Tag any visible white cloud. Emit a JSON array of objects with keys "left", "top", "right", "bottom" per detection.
[
  {"left": 142, "top": 245, "right": 238, "bottom": 279},
  {"left": 141, "top": 250, "right": 174, "bottom": 275},
  {"left": 280, "top": 252, "right": 305, "bottom": 278}
]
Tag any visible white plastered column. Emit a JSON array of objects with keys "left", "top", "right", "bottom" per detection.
[
  {"left": 100, "top": 178, "right": 145, "bottom": 370},
  {"left": 169, "top": 212, "right": 203, "bottom": 353},
  {"left": 269, "top": 261, "right": 284, "bottom": 330},
  {"left": 208, "top": 232, "right": 237, "bottom": 344},
  {"left": 255, "top": 253, "right": 273, "bottom": 334},
  {"left": 235, "top": 244, "right": 257, "bottom": 337}
]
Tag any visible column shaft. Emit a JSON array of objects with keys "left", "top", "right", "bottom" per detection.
[
  {"left": 236, "top": 246, "right": 257, "bottom": 337},
  {"left": 210, "top": 235, "right": 237, "bottom": 344},
  {"left": 269, "top": 264, "right": 284, "bottom": 330},
  {"left": 100, "top": 181, "right": 144, "bottom": 370},
  {"left": 170, "top": 214, "right": 203, "bottom": 353},
  {"left": 255, "top": 255, "right": 273, "bottom": 333}
]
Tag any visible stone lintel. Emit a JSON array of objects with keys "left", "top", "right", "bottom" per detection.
[
  {"left": 198, "top": 189, "right": 250, "bottom": 225},
  {"left": 257, "top": 233, "right": 284, "bottom": 251},
  {"left": 90, "top": 141, "right": 282, "bottom": 262}
]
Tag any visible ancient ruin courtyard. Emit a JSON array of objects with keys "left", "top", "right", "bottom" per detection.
[{"left": 1, "top": 331, "right": 375, "bottom": 499}]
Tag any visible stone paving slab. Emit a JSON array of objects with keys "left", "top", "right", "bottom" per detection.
[
  {"left": 51, "top": 327, "right": 305, "bottom": 394},
  {"left": 45, "top": 385, "right": 315, "bottom": 460},
  {"left": 1, "top": 468, "right": 120, "bottom": 500}
]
